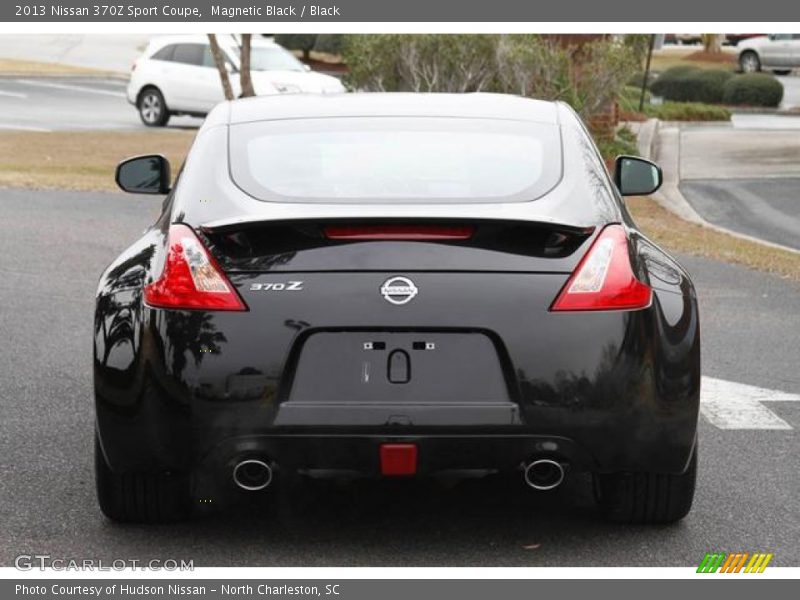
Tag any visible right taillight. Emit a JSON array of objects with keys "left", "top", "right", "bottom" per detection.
[{"left": 550, "top": 224, "right": 652, "bottom": 312}]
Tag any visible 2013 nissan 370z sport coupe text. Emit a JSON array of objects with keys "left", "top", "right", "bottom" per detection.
[{"left": 94, "top": 93, "right": 700, "bottom": 524}]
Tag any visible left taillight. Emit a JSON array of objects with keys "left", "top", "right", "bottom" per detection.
[
  {"left": 550, "top": 224, "right": 652, "bottom": 312},
  {"left": 144, "top": 224, "right": 247, "bottom": 311}
]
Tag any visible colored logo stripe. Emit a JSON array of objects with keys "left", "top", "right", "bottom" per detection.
[
  {"left": 745, "top": 553, "right": 773, "bottom": 573},
  {"left": 697, "top": 552, "right": 773, "bottom": 573}
]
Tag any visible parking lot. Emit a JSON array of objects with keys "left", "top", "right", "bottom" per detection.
[
  {"left": 0, "top": 184, "right": 798, "bottom": 569},
  {"left": 0, "top": 39, "right": 798, "bottom": 567}
]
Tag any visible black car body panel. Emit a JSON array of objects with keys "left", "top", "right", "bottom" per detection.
[{"left": 95, "top": 93, "right": 700, "bottom": 511}]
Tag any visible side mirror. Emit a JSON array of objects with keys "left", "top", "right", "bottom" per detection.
[
  {"left": 614, "top": 155, "right": 663, "bottom": 196},
  {"left": 115, "top": 155, "right": 171, "bottom": 195}
]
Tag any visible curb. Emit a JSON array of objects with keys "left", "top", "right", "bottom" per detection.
[{"left": 644, "top": 119, "right": 800, "bottom": 256}]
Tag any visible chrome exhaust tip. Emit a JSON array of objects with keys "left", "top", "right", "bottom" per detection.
[
  {"left": 232, "top": 459, "right": 273, "bottom": 491},
  {"left": 523, "top": 459, "right": 565, "bottom": 491}
]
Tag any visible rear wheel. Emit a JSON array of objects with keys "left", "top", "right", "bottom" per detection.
[
  {"left": 137, "top": 87, "right": 170, "bottom": 127},
  {"left": 593, "top": 445, "right": 697, "bottom": 524},
  {"left": 739, "top": 51, "right": 761, "bottom": 73},
  {"left": 95, "top": 432, "right": 191, "bottom": 523}
]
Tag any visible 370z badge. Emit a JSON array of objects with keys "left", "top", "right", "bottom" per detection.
[
  {"left": 381, "top": 276, "right": 418, "bottom": 305},
  {"left": 249, "top": 281, "right": 304, "bottom": 291}
]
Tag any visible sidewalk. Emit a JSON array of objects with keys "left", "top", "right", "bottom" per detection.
[
  {"left": 638, "top": 118, "right": 800, "bottom": 255},
  {"left": 0, "top": 34, "right": 149, "bottom": 74}
]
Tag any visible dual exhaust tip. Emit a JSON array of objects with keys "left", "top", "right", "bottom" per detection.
[
  {"left": 232, "top": 459, "right": 273, "bottom": 491},
  {"left": 233, "top": 457, "right": 565, "bottom": 492},
  {"left": 523, "top": 459, "right": 565, "bottom": 491}
]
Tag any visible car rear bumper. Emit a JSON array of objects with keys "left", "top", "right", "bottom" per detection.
[
  {"left": 95, "top": 277, "right": 700, "bottom": 482},
  {"left": 190, "top": 431, "right": 599, "bottom": 499}
]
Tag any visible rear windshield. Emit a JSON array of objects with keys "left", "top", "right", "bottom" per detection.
[{"left": 229, "top": 117, "right": 562, "bottom": 203}]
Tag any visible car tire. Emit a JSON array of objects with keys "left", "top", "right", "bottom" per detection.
[
  {"left": 593, "top": 445, "right": 697, "bottom": 524},
  {"left": 739, "top": 51, "right": 761, "bottom": 73},
  {"left": 95, "top": 432, "right": 191, "bottom": 523},
  {"left": 773, "top": 70, "right": 792, "bottom": 76},
  {"left": 137, "top": 87, "right": 170, "bottom": 127}
]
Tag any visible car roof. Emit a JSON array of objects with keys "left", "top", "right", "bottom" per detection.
[
  {"left": 213, "top": 93, "right": 561, "bottom": 126},
  {"left": 147, "top": 34, "right": 279, "bottom": 50}
]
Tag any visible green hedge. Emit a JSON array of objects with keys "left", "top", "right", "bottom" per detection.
[
  {"left": 650, "top": 67, "right": 734, "bottom": 103},
  {"left": 722, "top": 73, "right": 784, "bottom": 107},
  {"left": 643, "top": 102, "right": 731, "bottom": 121}
]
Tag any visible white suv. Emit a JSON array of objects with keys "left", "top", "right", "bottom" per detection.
[{"left": 127, "top": 35, "right": 346, "bottom": 126}]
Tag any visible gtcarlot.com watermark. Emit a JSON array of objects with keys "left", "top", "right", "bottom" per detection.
[{"left": 15, "top": 554, "right": 194, "bottom": 571}]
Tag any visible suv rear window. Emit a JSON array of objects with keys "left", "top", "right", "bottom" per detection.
[
  {"left": 151, "top": 44, "right": 175, "bottom": 61},
  {"left": 229, "top": 117, "right": 563, "bottom": 204},
  {"left": 171, "top": 44, "right": 206, "bottom": 66}
]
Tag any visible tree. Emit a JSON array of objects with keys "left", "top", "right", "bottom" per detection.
[
  {"left": 207, "top": 34, "right": 234, "bottom": 100},
  {"left": 702, "top": 34, "right": 724, "bottom": 54},
  {"left": 274, "top": 34, "right": 317, "bottom": 61},
  {"left": 314, "top": 34, "right": 344, "bottom": 57},
  {"left": 342, "top": 34, "right": 638, "bottom": 123},
  {"left": 239, "top": 34, "right": 255, "bottom": 97}
]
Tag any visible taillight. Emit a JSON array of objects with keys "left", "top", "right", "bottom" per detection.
[
  {"left": 550, "top": 224, "right": 652, "bottom": 312},
  {"left": 324, "top": 224, "right": 474, "bottom": 241},
  {"left": 144, "top": 224, "right": 247, "bottom": 311}
]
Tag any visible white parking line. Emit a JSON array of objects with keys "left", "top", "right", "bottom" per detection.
[
  {"left": 0, "top": 123, "right": 52, "bottom": 132},
  {"left": 701, "top": 376, "right": 800, "bottom": 430},
  {"left": 0, "top": 89, "right": 27, "bottom": 98},
  {"left": 15, "top": 79, "right": 126, "bottom": 98}
]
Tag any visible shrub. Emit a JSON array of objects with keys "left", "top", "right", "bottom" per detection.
[
  {"left": 342, "top": 35, "right": 499, "bottom": 93},
  {"left": 313, "top": 34, "right": 344, "bottom": 56},
  {"left": 643, "top": 101, "right": 731, "bottom": 121},
  {"left": 722, "top": 73, "right": 784, "bottom": 107},
  {"left": 595, "top": 125, "right": 639, "bottom": 161},
  {"left": 619, "top": 85, "right": 651, "bottom": 112},
  {"left": 650, "top": 67, "right": 733, "bottom": 103},
  {"left": 341, "top": 34, "right": 639, "bottom": 125},
  {"left": 274, "top": 34, "right": 318, "bottom": 60}
]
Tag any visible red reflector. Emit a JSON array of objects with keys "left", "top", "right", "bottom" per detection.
[
  {"left": 144, "top": 224, "right": 247, "bottom": 311},
  {"left": 380, "top": 444, "right": 418, "bottom": 476},
  {"left": 550, "top": 224, "right": 652, "bottom": 312},
  {"left": 324, "top": 224, "right": 474, "bottom": 241}
]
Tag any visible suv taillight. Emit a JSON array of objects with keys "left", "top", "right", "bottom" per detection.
[{"left": 550, "top": 224, "right": 652, "bottom": 312}]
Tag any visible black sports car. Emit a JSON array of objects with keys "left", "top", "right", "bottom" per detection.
[{"left": 95, "top": 93, "right": 700, "bottom": 524}]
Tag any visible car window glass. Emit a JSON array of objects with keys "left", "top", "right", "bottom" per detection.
[
  {"left": 771, "top": 34, "right": 792, "bottom": 41},
  {"left": 150, "top": 44, "right": 176, "bottom": 61},
  {"left": 230, "top": 117, "right": 563, "bottom": 204},
  {"left": 172, "top": 44, "right": 205, "bottom": 66},
  {"left": 201, "top": 46, "right": 218, "bottom": 67}
]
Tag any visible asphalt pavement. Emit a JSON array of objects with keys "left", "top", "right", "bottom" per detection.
[
  {"left": 680, "top": 178, "right": 800, "bottom": 251},
  {"left": 0, "top": 76, "right": 202, "bottom": 131},
  {"left": 0, "top": 188, "right": 797, "bottom": 567},
  {"left": 678, "top": 121, "right": 800, "bottom": 250}
]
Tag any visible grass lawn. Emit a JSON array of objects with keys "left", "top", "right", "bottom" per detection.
[
  {"left": 650, "top": 47, "right": 738, "bottom": 72},
  {"left": 0, "top": 130, "right": 195, "bottom": 191},
  {"left": 0, "top": 58, "right": 121, "bottom": 77}
]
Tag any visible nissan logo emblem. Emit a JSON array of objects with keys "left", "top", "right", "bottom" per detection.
[{"left": 380, "top": 276, "right": 418, "bottom": 305}]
